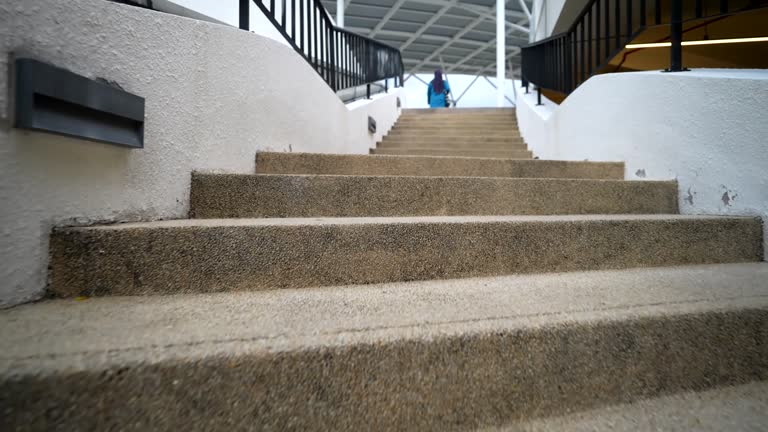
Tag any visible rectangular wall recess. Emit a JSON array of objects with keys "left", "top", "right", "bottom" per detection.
[{"left": 14, "top": 58, "right": 145, "bottom": 148}]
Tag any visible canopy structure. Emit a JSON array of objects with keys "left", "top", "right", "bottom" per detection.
[{"left": 321, "top": 0, "right": 533, "bottom": 79}]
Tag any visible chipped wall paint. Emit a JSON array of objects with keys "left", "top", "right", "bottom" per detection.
[
  {"left": 517, "top": 69, "right": 768, "bottom": 257},
  {"left": 0, "top": 0, "right": 402, "bottom": 307}
]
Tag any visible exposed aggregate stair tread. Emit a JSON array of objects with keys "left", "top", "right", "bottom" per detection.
[
  {"left": 491, "top": 381, "right": 768, "bottom": 432},
  {"left": 3, "top": 263, "right": 768, "bottom": 430},
  {"left": 189, "top": 174, "right": 679, "bottom": 218},
  {"left": 371, "top": 148, "right": 533, "bottom": 158},
  {"left": 47, "top": 215, "right": 762, "bottom": 297},
  {"left": 254, "top": 152, "right": 626, "bottom": 179}
]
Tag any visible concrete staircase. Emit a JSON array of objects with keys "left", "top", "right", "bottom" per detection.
[
  {"left": 2, "top": 108, "right": 767, "bottom": 431},
  {"left": 373, "top": 108, "right": 532, "bottom": 159}
]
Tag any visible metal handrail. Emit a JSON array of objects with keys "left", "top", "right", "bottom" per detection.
[
  {"left": 522, "top": 0, "right": 768, "bottom": 96},
  {"left": 241, "top": 0, "right": 405, "bottom": 94}
]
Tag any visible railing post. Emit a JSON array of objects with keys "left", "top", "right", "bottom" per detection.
[
  {"left": 667, "top": 0, "right": 686, "bottom": 72},
  {"left": 239, "top": 0, "right": 250, "bottom": 30},
  {"left": 536, "top": 86, "right": 543, "bottom": 106},
  {"left": 366, "top": 83, "right": 371, "bottom": 99}
]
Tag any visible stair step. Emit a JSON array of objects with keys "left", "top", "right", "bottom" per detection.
[
  {"left": 5, "top": 264, "right": 768, "bottom": 430},
  {"left": 394, "top": 120, "right": 519, "bottom": 127},
  {"left": 255, "top": 152, "right": 625, "bottom": 179},
  {"left": 190, "top": 175, "right": 678, "bottom": 218},
  {"left": 387, "top": 126, "right": 520, "bottom": 138},
  {"left": 377, "top": 142, "right": 528, "bottom": 151},
  {"left": 386, "top": 133, "right": 522, "bottom": 140},
  {"left": 381, "top": 136, "right": 524, "bottom": 145},
  {"left": 397, "top": 119, "right": 517, "bottom": 125},
  {"left": 402, "top": 107, "right": 516, "bottom": 115},
  {"left": 502, "top": 381, "right": 768, "bottom": 431},
  {"left": 48, "top": 215, "right": 762, "bottom": 297},
  {"left": 372, "top": 148, "right": 533, "bottom": 158}
]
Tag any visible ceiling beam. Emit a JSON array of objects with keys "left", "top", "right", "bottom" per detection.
[
  {"left": 446, "top": 18, "right": 527, "bottom": 73},
  {"left": 517, "top": 0, "right": 532, "bottom": 20},
  {"left": 408, "top": 12, "right": 491, "bottom": 72},
  {"left": 457, "top": 4, "right": 530, "bottom": 34},
  {"left": 369, "top": 0, "right": 408, "bottom": 37},
  {"left": 399, "top": 0, "right": 459, "bottom": 51}
]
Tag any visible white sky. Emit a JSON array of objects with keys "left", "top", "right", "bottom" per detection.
[{"left": 168, "top": 0, "right": 517, "bottom": 107}]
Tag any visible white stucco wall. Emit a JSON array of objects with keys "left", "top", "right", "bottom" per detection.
[
  {"left": 0, "top": 0, "right": 402, "bottom": 307},
  {"left": 517, "top": 69, "right": 768, "bottom": 253},
  {"left": 347, "top": 91, "right": 405, "bottom": 149}
]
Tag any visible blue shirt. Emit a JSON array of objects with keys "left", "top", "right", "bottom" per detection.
[{"left": 427, "top": 80, "right": 451, "bottom": 108}]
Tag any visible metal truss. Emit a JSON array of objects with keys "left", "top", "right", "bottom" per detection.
[{"left": 321, "top": 0, "right": 533, "bottom": 77}]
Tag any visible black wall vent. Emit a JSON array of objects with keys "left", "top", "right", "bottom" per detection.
[
  {"left": 368, "top": 116, "right": 377, "bottom": 134},
  {"left": 14, "top": 58, "right": 145, "bottom": 148}
]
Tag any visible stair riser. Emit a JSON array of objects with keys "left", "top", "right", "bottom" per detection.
[
  {"left": 403, "top": 108, "right": 516, "bottom": 112},
  {"left": 391, "top": 128, "right": 520, "bottom": 133},
  {"left": 377, "top": 143, "right": 527, "bottom": 151},
  {"left": 48, "top": 218, "right": 761, "bottom": 297},
  {"left": 190, "top": 175, "right": 678, "bottom": 218},
  {"left": 372, "top": 149, "right": 532, "bottom": 158},
  {"left": 4, "top": 309, "right": 766, "bottom": 431},
  {"left": 255, "top": 153, "right": 625, "bottom": 179},
  {"left": 402, "top": 108, "right": 515, "bottom": 115},
  {"left": 385, "top": 131, "right": 522, "bottom": 141},
  {"left": 394, "top": 121, "right": 519, "bottom": 126},
  {"left": 382, "top": 137, "right": 523, "bottom": 145}
]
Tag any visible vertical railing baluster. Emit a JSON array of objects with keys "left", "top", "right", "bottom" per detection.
[
  {"left": 330, "top": 28, "right": 336, "bottom": 91},
  {"left": 580, "top": 21, "right": 585, "bottom": 84},
  {"left": 587, "top": 10, "right": 592, "bottom": 77},
  {"left": 270, "top": 0, "right": 275, "bottom": 15},
  {"left": 299, "top": 0, "right": 304, "bottom": 52},
  {"left": 239, "top": 0, "right": 249, "bottom": 30},
  {"left": 325, "top": 21, "right": 330, "bottom": 85},
  {"left": 569, "top": 32, "right": 575, "bottom": 92},
  {"left": 355, "top": 37, "right": 360, "bottom": 86},
  {"left": 596, "top": 0, "right": 601, "bottom": 70},
  {"left": 560, "top": 37, "right": 564, "bottom": 92},
  {"left": 655, "top": 0, "right": 661, "bottom": 24},
  {"left": 695, "top": 0, "right": 702, "bottom": 18},
  {"left": 615, "top": 0, "right": 621, "bottom": 52},
  {"left": 281, "top": 0, "right": 286, "bottom": 30},
  {"left": 626, "top": 0, "right": 632, "bottom": 40},
  {"left": 320, "top": 19, "right": 325, "bottom": 81},
  {"left": 605, "top": 0, "right": 611, "bottom": 59},
  {"left": 640, "top": 0, "right": 646, "bottom": 27},
  {"left": 290, "top": 0, "right": 295, "bottom": 43},
  {"left": 313, "top": 2, "right": 319, "bottom": 70},
  {"left": 720, "top": 0, "right": 728, "bottom": 13},
  {"left": 343, "top": 33, "right": 348, "bottom": 89}
]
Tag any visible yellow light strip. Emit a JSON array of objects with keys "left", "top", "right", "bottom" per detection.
[{"left": 626, "top": 36, "right": 768, "bottom": 49}]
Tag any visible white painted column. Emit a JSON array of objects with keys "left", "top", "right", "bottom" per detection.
[
  {"left": 337, "top": 0, "right": 345, "bottom": 27},
  {"left": 496, "top": 0, "right": 506, "bottom": 107},
  {"left": 529, "top": 0, "right": 539, "bottom": 43}
]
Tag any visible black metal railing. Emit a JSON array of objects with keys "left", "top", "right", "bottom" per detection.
[
  {"left": 522, "top": 0, "right": 768, "bottom": 96},
  {"left": 240, "top": 0, "right": 404, "bottom": 94}
]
